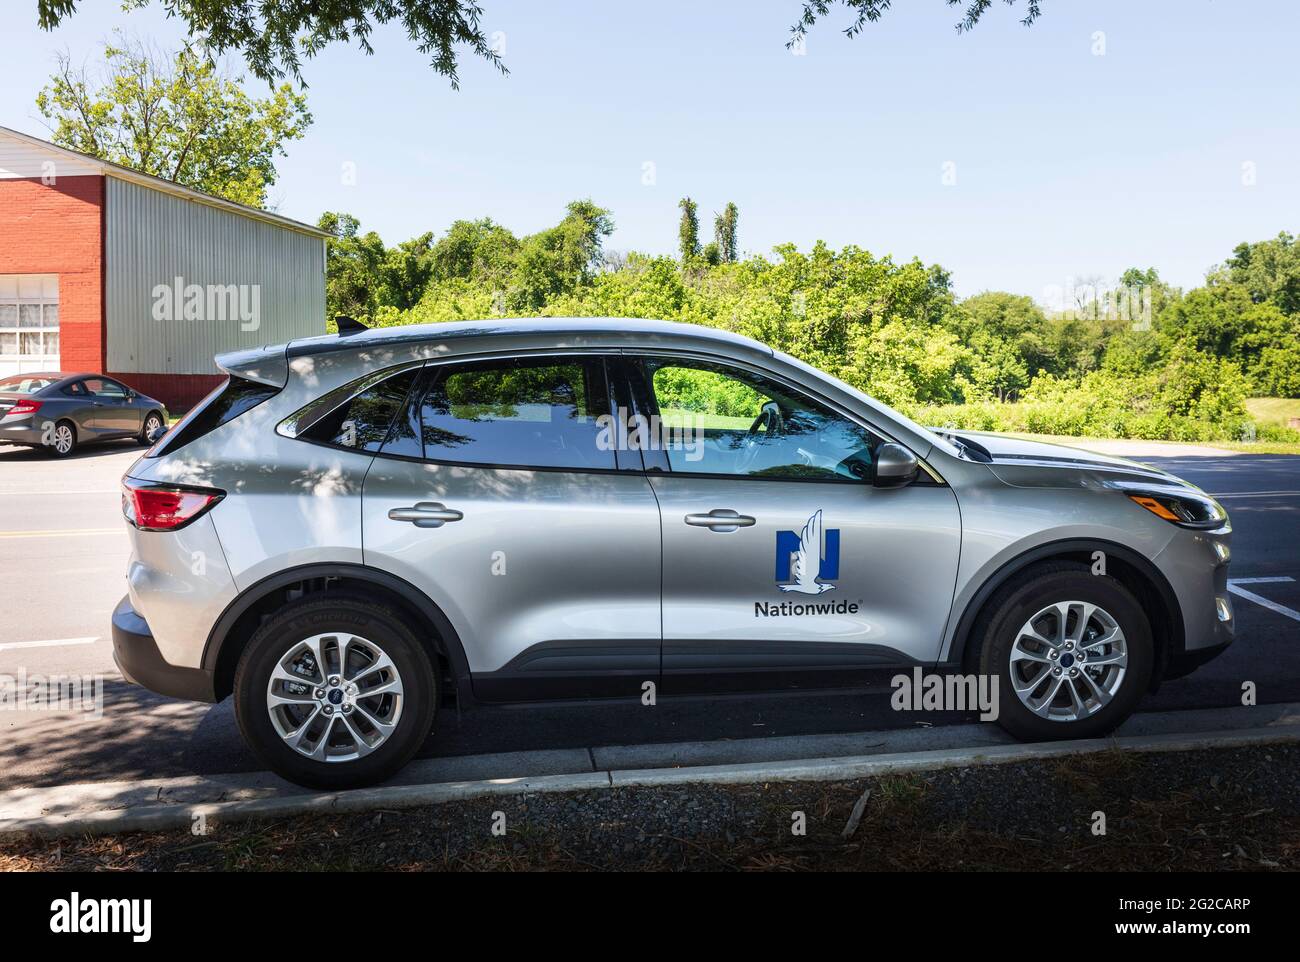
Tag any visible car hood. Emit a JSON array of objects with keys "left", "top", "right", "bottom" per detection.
[{"left": 956, "top": 432, "right": 1195, "bottom": 491}]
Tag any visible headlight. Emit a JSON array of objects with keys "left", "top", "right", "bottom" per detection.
[{"left": 1126, "top": 489, "right": 1227, "bottom": 529}]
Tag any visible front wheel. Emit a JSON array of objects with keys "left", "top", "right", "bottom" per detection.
[
  {"left": 234, "top": 596, "right": 437, "bottom": 789},
  {"left": 977, "top": 563, "right": 1153, "bottom": 742},
  {"left": 139, "top": 411, "right": 164, "bottom": 445}
]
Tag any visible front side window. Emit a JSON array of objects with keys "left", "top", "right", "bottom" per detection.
[
  {"left": 418, "top": 356, "right": 613, "bottom": 470},
  {"left": 640, "top": 357, "right": 881, "bottom": 481},
  {"left": 86, "top": 378, "right": 128, "bottom": 399}
]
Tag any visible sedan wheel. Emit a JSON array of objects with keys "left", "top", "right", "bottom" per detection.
[
  {"left": 49, "top": 422, "right": 76, "bottom": 457},
  {"left": 140, "top": 412, "right": 163, "bottom": 445}
]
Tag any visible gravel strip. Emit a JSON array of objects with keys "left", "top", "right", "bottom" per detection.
[{"left": 2, "top": 744, "right": 1296, "bottom": 871}]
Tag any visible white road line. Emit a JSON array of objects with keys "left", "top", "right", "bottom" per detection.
[
  {"left": 0, "top": 489, "right": 118, "bottom": 496},
  {"left": 0, "top": 528, "right": 120, "bottom": 539},
  {"left": 1226, "top": 578, "right": 1300, "bottom": 623},
  {"left": 1212, "top": 490, "right": 1300, "bottom": 499},
  {"left": 0, "top": 637, "right": 99, "bottom": 653}
]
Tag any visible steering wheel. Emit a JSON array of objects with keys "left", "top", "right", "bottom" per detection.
[{"left": 735, "top": 401, "right": 783, "bottom": 474}]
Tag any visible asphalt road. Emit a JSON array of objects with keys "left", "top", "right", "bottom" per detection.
[{"left": 0, "top": 440, "right": 1296, "bottom": 789}]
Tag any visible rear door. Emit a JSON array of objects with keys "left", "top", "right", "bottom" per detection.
[
  {"left": 627, "top": 353, "right": 963, "bottom": 691},
  {"left": 57, "top": 379, "right": 105, "bottom": 438},
  {"left": 361, "top": 352, "right": 662, "bottom": 701}
]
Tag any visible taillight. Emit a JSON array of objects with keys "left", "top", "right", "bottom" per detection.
[
  {"left": 7, "top": 399, "right": 41, "bottom": 416},
  {"left": 122, "top": 479, "right": 225, "bottom": 532}
]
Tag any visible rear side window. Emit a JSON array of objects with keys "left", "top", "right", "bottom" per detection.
[
  {"left": 147, "top": 376, "right": 279, "bottom": 458},
  {"left": 418, "top": 357, "right": 613, "bottom": 470},
  {"left": 300, "top": 369, "right": 419, "bottom": 452}
]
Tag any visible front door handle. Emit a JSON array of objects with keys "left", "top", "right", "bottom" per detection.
[
  {"left": 388, "top": 502, "right": 464, "bottom": 528},
  {"left": 684, "top": 509, "right": 756, "bottom": 533}
]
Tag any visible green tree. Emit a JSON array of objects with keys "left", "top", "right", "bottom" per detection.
[
  {"left": 678, "top": 197, "right": 700, "bottom": 262},
  {"left": 789, "top": 0, "right": 1043, "bottom": 48},
  {"left": 36, "top": 38, "right": 310, "bottom": 208},
  {"left": 510, "top": 200, "right": 614, "bottom": 310},
  {"left": 37, "top": 0, "right": 506, "bottom": 87},
  {"left": 429, "top": 218, "right": 520, "bottom": 288},
  {"left": 318, "top": 212, "right": 387, "bottom": 320},
  {"left": 714, "top": 202, "right": 739, "bottom": 263},
  {"left": 1226, "top": 232, "right": 1300, "bottom": 316}
]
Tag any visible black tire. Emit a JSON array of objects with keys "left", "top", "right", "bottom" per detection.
[
  {"left": 975, "top": 561, "right": 1153, "bottom": 742},
  {"left": 138, "top": 410, "right": 164, "bottom": 445},
  {"left": 234, "top": 595, "right": 437, "bottom": 789},
  {"left": 47, "top": 419, "right": 77, "bottom": 458}
]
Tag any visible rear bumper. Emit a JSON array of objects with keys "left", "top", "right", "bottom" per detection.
[
  {"left": 111, "top": 595, "right": 217, "bottom": 702},
  {"left": 0, "top": 421, "right": 45, "bottom": 445}
]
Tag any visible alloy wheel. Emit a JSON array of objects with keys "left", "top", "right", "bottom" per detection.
[
  {"left": 1008, "top": 600, "right": 1128, "bottom": 722},
  {"left": 53, "top": 424, "right": 73, "bottom": 454},
  {"left": 266, "top": 632, "right": 405, "bottom": 762}
]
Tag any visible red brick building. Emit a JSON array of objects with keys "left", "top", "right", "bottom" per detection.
[{"left": 0, "top": 126, "right": 328, "bottom": 410}]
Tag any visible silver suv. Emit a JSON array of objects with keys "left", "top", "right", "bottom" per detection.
[{"left": 112, "top": 318, "right": 1233, "bottom": 788}]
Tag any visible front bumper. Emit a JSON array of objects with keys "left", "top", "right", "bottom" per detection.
[{"left": 111, "top": 595, "right": 217, "bottom": 702}]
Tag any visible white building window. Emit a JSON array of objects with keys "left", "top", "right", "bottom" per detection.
[{"left": 0, "top": 274, "right": 60, "bottom": 377}]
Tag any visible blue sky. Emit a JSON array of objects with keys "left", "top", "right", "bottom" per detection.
[{"left": 4, "top": 1, "right": 1298, "bottom": 301}]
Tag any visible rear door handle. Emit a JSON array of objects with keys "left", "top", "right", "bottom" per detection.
[
  {"left": 684, "top": 509, "right": 756, "bottom": 532},
  {"left": 388, "top": 502, "right": 464, "bottom": 528}
]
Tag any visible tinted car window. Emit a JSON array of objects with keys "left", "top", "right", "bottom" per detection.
[
  {"left": 641, "top": 358, "right": 880, "bottom": 481},
  {"left": 301, "top": 369, "right": 419, "bottom": 452},
  {"left": 147, "top": 376, "right": 280, "bottom": 458},
  {"left": 418, "top": 357, "right": 613, "bottom": 470}
]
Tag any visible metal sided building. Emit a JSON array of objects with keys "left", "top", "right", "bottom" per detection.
[{"left": 0, "top": 125, "right": 328, "bottom": 410}]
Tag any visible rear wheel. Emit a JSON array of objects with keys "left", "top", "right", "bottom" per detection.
[
  {"left": 977, "top": 563, "right": 1153, "bottom": 742},
  {"left": 234, "top": 596, "right": 437, "bottom": 789},
  {"left": 47, "top": 420, "right": 76, "bottom": 458}
]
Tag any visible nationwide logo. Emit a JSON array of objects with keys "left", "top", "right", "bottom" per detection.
[{"left": 775, "top": 509, "right": 840, "bottom": 594}]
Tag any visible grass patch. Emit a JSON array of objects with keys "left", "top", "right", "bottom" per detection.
[{"left": 1246, "top": 397, "right": 1300, "bottom": 427}]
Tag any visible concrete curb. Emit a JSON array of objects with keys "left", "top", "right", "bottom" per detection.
[{"left": 3, "top": 722, "right": 1296, "bottom": 839}]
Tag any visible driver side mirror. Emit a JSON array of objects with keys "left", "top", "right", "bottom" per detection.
[{"left": 874, "top": 442, "right": 919, "bottom": 488}]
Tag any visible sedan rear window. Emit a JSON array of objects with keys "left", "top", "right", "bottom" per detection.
[{"left": 0, "top": 375, "right": 58, "bottom": 394}]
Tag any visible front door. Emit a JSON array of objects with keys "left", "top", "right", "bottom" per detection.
[
  {"left": 361, "top": 353, "right": 662, "bottom": 701},
  {"left": 84, "top": 377, "right": 139, "bottom": 434},
  {"left": 627, "top": 354, "right": 962, "bottom": 692}
]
